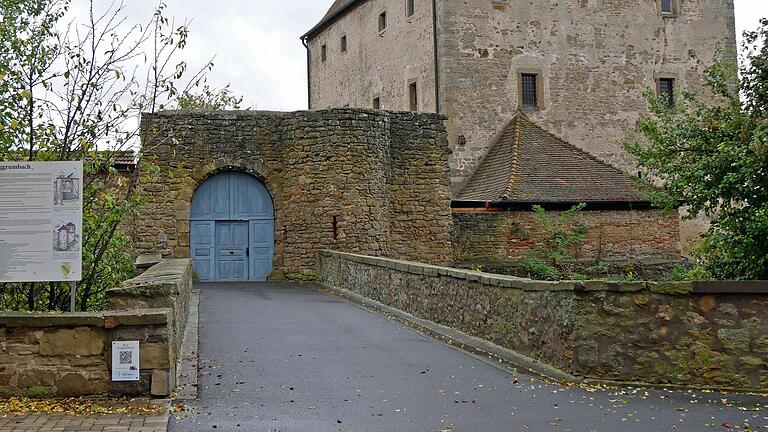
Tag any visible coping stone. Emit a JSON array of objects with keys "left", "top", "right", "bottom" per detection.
[{"left": 0, "top": 312, "right": 105, "bottom": 328}]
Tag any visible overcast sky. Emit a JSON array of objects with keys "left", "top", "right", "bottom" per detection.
[{"left": 69, "top": 0, "right": 767, "bottom": 112}]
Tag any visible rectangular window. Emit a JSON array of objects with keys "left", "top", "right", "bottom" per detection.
[
  {"left": 340, "top": 35, "right": 347, "bottom": 53},
  {"left": 658, "top": 78, "right": 675, "bottom": 106},
  {"left": 660, "top": 0, "right": 675, "bottom": 13},
  {"left": 406, "top": 0, "right": 415, "bottom": 17},
  {"left": 372, "top": 97, "right": 381, "bottom": 109},
  {"left": 408, "top": 82, "right": 418, "bottom": 112},
  {"left": 378, "top": 11, "right": 387, "bottom": 33},
  {"left": 521, "top": 73, "right": 538, "bottom": 108},
  {"left": 321, "top": 44, "right": 327, "bottom": 62}
]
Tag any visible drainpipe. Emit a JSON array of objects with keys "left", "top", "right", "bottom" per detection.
[
  {"left": 432, "top": 0, "right": 440, "bottom": 114},
  {"left": 301, "top": 36, "right": 312, "bottom": 109}
]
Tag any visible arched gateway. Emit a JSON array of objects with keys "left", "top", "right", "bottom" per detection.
[{"left": 189, "top": 171, "right": 274, "bottom": 281}]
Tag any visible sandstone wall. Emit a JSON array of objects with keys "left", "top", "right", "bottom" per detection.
[
  {"left": 317, "top": 250, "right": 768, "bottom": 392},
  {"left": 0, "top": 259, "right": 193, "bottom": 397},
  {"left": 452, "top": 209, "right": 681, "bottom": 273},
  {"left": 307, "top": 0, "right": 436, "bottom": 111},
  {"left": 439, "top": 0, "right": 736, "bottom": 191},
  {"left": 0, "top": 310, "right": 173, "bottom": 397},
  {"left": 137, "top": 109, "right": 453, "bottom": 278}
]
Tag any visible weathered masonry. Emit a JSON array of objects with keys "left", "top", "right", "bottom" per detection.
[
  {"left": 318, "top": 251, "right": 768, "bottom": 392},
  {"left": 302, "top": 0, "right": 736, "bottom": 192},
  {"left": 135, "top": 109, "right": 453, "bottom": 281}
]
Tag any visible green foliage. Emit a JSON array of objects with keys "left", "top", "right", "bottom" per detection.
[
  {"left": 177, "top": 83, "right": 245, "bottom": 110},
  {"left": 0, "top": 1, "right": 235, "bottom": 310},
  {"left": 519, "top": 257, "right": 561, "bottom": 281},
  {"left": 664, "top": 264, "right": 713, "bottom": 282},
  {"left": 623, "top": 19, "right": 768, "bottom": 280},
  {"left": 518, "top": 204, "right": 588, "bottom": 280}
]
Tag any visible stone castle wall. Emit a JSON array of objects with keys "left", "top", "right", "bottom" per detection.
[
  {"left": 305, "top": 0, "right": 736, "bottom": 196},
  {"left": 307, "top": 0, "right": 437, "bottom": 111},
  {"left": 137, "top": 109, "right": 452, "bottom": 277},
  {"left": 318, "top": 250, "right": 768, "bottom": 392},
  {"left": 452, "top": 209, "right": 681, "bottom": 273},
  {"left": 439, "top": 0, "right": 736, "bottom": 191}
]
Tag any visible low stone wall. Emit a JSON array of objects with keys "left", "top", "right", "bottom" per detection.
[
  {"left": 317, "top": 250, "right": 768, "bottom": 391},
  {"left": 0, "top": 310, "right": 172, "bottom": 397},
  {"left": 0, "top": 259, "right": 193, "bottom": 397}
]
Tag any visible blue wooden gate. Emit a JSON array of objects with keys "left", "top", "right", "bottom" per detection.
[{"left": 190, "top": 172, "right": 275, "bottom": 281}]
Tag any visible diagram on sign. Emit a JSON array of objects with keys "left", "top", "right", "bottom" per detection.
[
  {"left": 53, "top": 215, "right": 80, "bottom": 253},
  {"left": 53, "top": 171, "right": 80, "bottom": 207}
]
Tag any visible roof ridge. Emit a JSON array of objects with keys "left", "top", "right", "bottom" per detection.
[{"left": 501, "top": 114, "right": 523, "bottom": 200}]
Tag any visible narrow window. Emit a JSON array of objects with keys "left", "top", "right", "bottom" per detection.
[
  {"left": 340, "top": 35, "right": 347, "bottom": 53},
  {"left": 658, "top": 78, "right": 675, "bottom": 106},
  {"left": 332, "top": 216, "right": 338, "bottom": 240},
  {"left": 321, "top": 44, "right": 327, "bottom": 62},
  {"left": 372, "top": 97, "right": 381, "bottom": 109},
  {"left": 408, "top": 82, "right": 418, "bottom": 111},
  {"left": 660, "top": 0, "right": 674, "bottom": 14},
  {"left": 520, "top": 73, "right": 538, "bottom": 108},
  {"left": 406, "top": 0, "right": 415, "bottom": 17},
  {"left": 378, "top": 11, "right": 387, "bottom": 33}
]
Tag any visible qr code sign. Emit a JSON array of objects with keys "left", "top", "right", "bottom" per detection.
[{"left": 119, "top": 350, "right": 133, "bottom": 365}]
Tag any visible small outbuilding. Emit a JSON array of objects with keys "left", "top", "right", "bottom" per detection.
[{"left": 451, "top": 114, "right": 681, "bottom": 275}]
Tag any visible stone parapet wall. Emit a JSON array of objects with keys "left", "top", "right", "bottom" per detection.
[
  {"left": 0, "top": 259, "right": 193, "bottom": 397},
  {"left": 108, "top": 259, "right": 192, "bottom": 360},
  {"left": 452, "top": 209, "right": 681, "bottom": 275},
  {"left": 317, "top": 250, "right": 768, "bottom": 391}
]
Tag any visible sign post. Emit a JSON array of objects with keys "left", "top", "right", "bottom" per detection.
[
  {"left": 0, "top": 161, "right": 83, "bottom": 285},
  {"left": 70, "top": 281, "right": 77, "bottom": 312}
]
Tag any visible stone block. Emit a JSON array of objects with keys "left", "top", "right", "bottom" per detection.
[
  {"left": 647, "top": 281, "right": 693, "bottom": 295},
  {"left": 140, "top": 343, "right": 171, "bottom": 369},
  {"left": 55, "top": 373, "right": 98, "bottom": 397},
  {"left": 150, "top": 370, "right": 170, "bottom": 396},
  {"left": 717, "top": 328, "right": 751, "bottom": 351},
  {"left": 39, "top": 328, "right": 105, "bottom": 356},
  {"left": 18, "top": 369, "right": 55, "bottom": 388}
]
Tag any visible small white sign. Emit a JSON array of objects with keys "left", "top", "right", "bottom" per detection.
[
  {"left": 112, "top": 341, "right": 140, "bottom": 381},
  {"left": 0, "top": 161, "right": 83, "bottom": 282}
]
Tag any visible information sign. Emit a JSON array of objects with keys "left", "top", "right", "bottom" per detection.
[
  {"left": 111, "top": 341, "right": 140, "bottom": 381},
  {"left": 0, "top": 161, "right": 83, "bottom": 282}
]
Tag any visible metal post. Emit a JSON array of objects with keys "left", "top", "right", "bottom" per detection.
[{"left": 70, "top": 281, "right": 77, "bottom": 312}]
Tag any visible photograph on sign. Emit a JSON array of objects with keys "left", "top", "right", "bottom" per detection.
[
  {"left": 0, "top": 161, "right": 83, "bottom": 282},
  {"left": 111, "top": 341, "right": 140, "bottom": 382}
]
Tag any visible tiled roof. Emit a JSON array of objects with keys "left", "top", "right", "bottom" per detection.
[
  {"left": 456, "top": 114, "right": 647, "bottom": 203},
  {"left": 111, "top": 151, "right": 136, "bottom": 166},
  {"left": 302, "top": 0, "right": 364, "bottom": 39},
  {"left": 88, "top": 150, "right": 136, "bottom": 166}
]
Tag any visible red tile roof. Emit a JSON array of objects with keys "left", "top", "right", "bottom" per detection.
[{"left": 456, "top": 114, "right": 647, "bottom": 204}]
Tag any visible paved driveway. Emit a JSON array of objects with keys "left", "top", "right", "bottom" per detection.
[{"left": 170, "top": 282, "right": 767, "bottom": 432}]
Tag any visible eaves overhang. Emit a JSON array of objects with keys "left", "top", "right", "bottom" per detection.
[
  {"left": 451, "top": 199, "right": 663, "bottom": 211},
  {"left": 301, "top": 0, "right": 366, "bottom": 40}
]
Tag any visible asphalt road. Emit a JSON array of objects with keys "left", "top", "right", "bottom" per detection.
[{"left": 169, "top": 282, "right": 767, "bottom": 432}]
